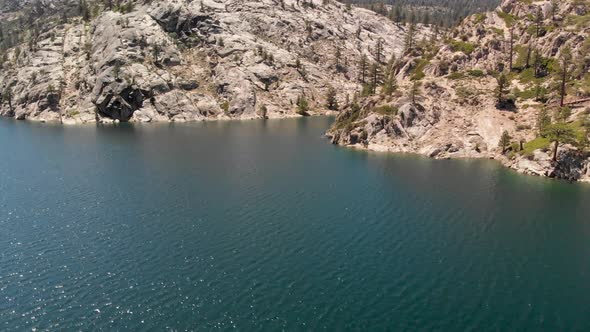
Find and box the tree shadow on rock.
[496,98,517,112]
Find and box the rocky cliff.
[328,0,590,182]
[0,0,418,123]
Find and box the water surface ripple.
[1,117,590,331]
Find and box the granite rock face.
[0,0,414,123]
[327,0,590,182]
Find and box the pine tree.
[79,0,90,21]
[296,95,309,115]
[550,0,558,22]
[374,38,383,64]
[423,12,430,25]
[410,80,420,104]
[499,130,511,154]
[2,87,13,115]
[382,73,397,96]
[524,43,532,69]
[404,23,415,54]
[152,43,162,64]
[259,104,268,119]
[536,108,551,136]
[534,80,546,102]
[496,73,508,105]
[557,46,572,107]
[535,7,544,39]
[508,27,514,72]
[382,54,397,96]
[334,46,343,71]
[358,54,368,83]
[533,47,542,78]
[545,123,577,161]
[369,62,381,95]
[325,86,339,111]
[394,5,402,22]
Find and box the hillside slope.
[328,0,590,182]
[0,0,421,123]
[351,0,501,27]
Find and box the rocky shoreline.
[327,137,590,183]
[325,0,590,183]
[4,109,336,125]
[2,0,589,182]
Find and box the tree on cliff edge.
[499,130,511,154]
[325,86,339,111]
[545,123,577,162]
[296,95,310,116]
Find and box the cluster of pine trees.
[0,0,135,53]
[341,0,500,27]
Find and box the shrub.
[449,40,476,55]
[447,72,466,80]
[373,105,398,116]
[473,13,486,24]
[259,104,268,119]
[221,101,230,115]
[496,10,517,27]
[468,69,485,77]
[296,95,310,115]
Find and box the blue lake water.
[1,117,590,330]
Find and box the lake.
[1,117,590,330]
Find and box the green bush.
[565,14,590,29]
[449,40,476,55]
[520,137,551,156]
[517,68,536,84]
[410,58,430,81]
[468,69,485,77]
[334,103,362,130]
[221,101,230,115]
[296,95,310,115]
[447,72,466,80]
[361,83,374,97]
[515,88,537,100]
[373,105,398,116]
[473,13,486,24]
[411,71,425,81]
[496,10,518,26]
